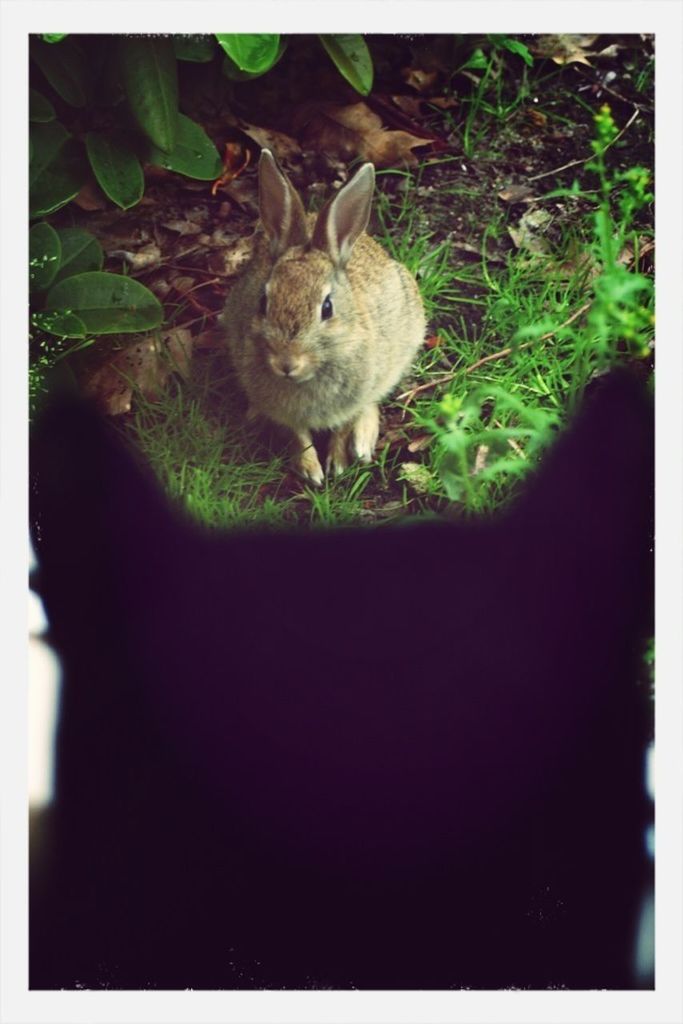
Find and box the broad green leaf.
[30,37,88,107]
[118,37,178,152]
[54,228,104,284]
[495,36,534,66]
[29,124,85,218]
[29,223,62,292]
[221,55,261,82]
[30,89,56,123]
[216,34,280,74]
[45,272,164,335]
[41,34,69,44]
[32,310,87,339]
[318,35,373,96]
[86,130,144,209]
[29,121,69,186]
[174,35,215,63]
[145,113,222,180]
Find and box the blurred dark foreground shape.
[29,370,654,990]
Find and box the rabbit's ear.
[311,163,375,268]
[258,149,309,257]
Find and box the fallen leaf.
[530,34,599,66]
[508,207,553,254]
[193,326,226,350]
[162,219,204,235]
[401,67,439,93]
[73,180,108,211]
[206,235,255,277]
[239,123,302,165]
[107,244,162,272]
[407,434,433,454]
[81,329,193,415]
[498,184,537,204]
[525,109,548,128]
[398,461,434,494]
[295,101,432,168]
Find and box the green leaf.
[215,34,280,74]
[29,223,62,292]
[145,113,222,180]
[32,310,87,339]
[45,272,164,335]
[54,228,104,284]
[318,35,373,96]
[174,34,215,63]
[495,36,534,66]
[29,123,85,218]
[118,37,178,152]
[86,130,144,209]
[460,48,488,72]
[41,34,69,44]
[30,89,56,123]
[30,37,88,107]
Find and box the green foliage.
[29,89,56,123]
[44,272,163,336]
[52,228,104,283]
[216,34,281,74]
[418,387,559,512]
[30,36,88,107]
[85,129,144,209]
[29,121,85,218]
[29,223,62,293]
[118,37,179,152]
[145,113,223,180]
[419,104,653,512]
[174,35,216,63]
[318,35,373,95]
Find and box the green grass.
[120,80,653,530]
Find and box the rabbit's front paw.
[352,405,380,463]
[326,427,351,478]
[296,437,325,487]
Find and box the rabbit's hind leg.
[351,403,380,463]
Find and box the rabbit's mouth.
[267,353,316,383]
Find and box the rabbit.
[221,149,426,486]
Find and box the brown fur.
[222,153,426,484]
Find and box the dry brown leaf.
[193,326,227,350]
[82,330,193,415]
[239,123,302,165]
[530,34,599,66]
[401,67,439,93]
[206,235,255,278]
[162,219,204,235]
[296,102,432,168]
[73,180,108,211]
[498,184,537,205]
[407,435,432,454]
[107,244,161,272]
[525,109,548,128]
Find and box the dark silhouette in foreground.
[29,371,653,989]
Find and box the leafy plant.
[29,35,223,219]
[29,222,163,414]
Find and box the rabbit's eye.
[259,292,268,316]
[321,295,333,321]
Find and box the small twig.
[494,419,527,459]
[528,108,640,183]
[397,301,592,409]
